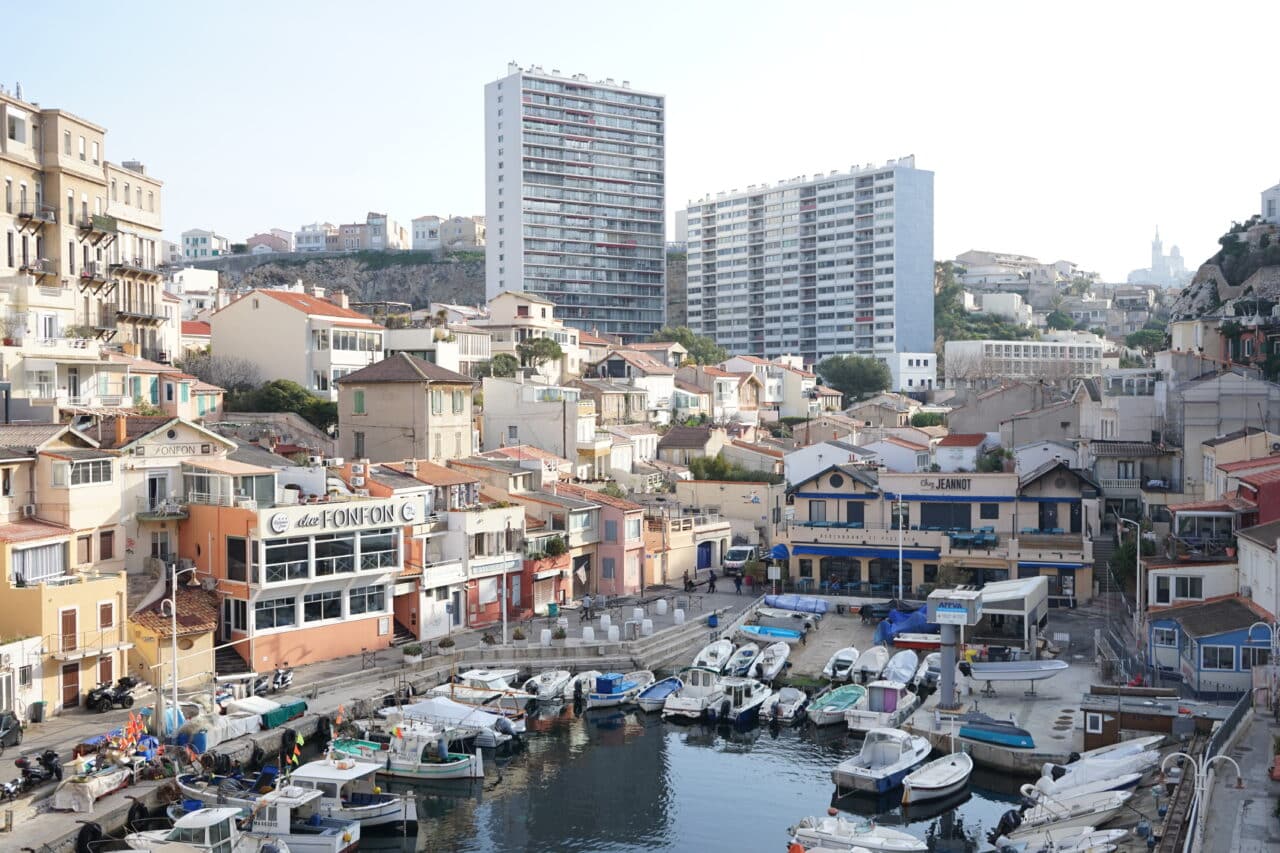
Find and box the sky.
[7,0,1278,281]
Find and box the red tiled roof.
[578,331,610,346]
[731,439,784,459]
[258,289,373,320]
[182,321,211,337]
[0,518,72,543]
[386,460,479,487]
[938,433,987,447]
[674,380,706,394]
[555,481,643,511]
[1217,456,1280,473]
[816,386,843,396]
[483,445,572,466]
[131,584,220,637]
[700,366,734,378]
[1168,496,1256,513]
[1237,468,1280,487]
[879,436,929,451]
[610,350,675,375]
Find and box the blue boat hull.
[959,726,1035,750]
[707,702,762,727]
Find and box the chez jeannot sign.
[267,498,420,535]
[919,477,972,491]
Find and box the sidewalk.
[1201,712,1280,853]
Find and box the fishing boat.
[565,670,602,702]
[901,751,973,805]
[123,806,294,853]
[807,683,867,726]
[429,669,534,713]
[882,650,919,684]
[1064,735,1164,764]
[853,645,890,683]
[957,712,1035,750]
[1015,786,1134,833]
[736,624,804,644]
[830,727,932,793]
[1033,771,1144,798]
[692,639,735,672]
[290,756,419,827]
[761,686,809,723]
[845,681,920,734]
[586,671,655,709]
[331,726,484,781]
[892,633,941,650]
[170,787,360,853]
[821,647,860,681]
[749,642,790,682]
[789,814,927,853]
[662,667,725,721]
[912,652,941,688]
[380,695,523,744]
[707,677,771,725]
[636,676,683,713]
[521,670,571,702]
[726,642,760,676]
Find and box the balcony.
[136,495,190,521]
[77,213,119,245]
[49,625,134,661]
[80,260,110,285]
[18,257,56,280]
[1099,477,1140,495]
[115,302,167,326]
[15,202,56,232]
[111,256,161,279]
[577,432,613,456]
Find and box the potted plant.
[437,636,456,652]
[0,313,26,347]
[402,643,423,665]
[551,626,568,647]
[512,627,528,648]
[481,631,497,646]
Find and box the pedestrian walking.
[734,575,743,595]
[707,570,717,594]
[582,593,592,619]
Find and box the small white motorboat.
[845,681,920,734]
[822,647,860,681]
[636,676,683,713]
[662,667,725,721]
[1004,825,1128,853]
[806,683,867,726]
[761,686,809,723]
[726,642,760,676]
[586,671,655,709]
[901,751,973,805]
[430,668,535,712]
[124,806,293,853]
[522,669,571,702]
[912,652,940,688]
[565,670,603,701]
[167,784,359,853]
[1040,749,1159,785]
[960,658,1068,682]
[853,645,890,683]
[1016,786,1134,832]
[1033,771,1143,798]
[882,650,918,684]
[708,677,772,725]
[1065,734,1164,764]
[749,641,790,682]
[1053,829,1130,853]
[692,639,735,673]
[831,727,932,793]
[789,813,927,853]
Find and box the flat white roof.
[293,758,381,781]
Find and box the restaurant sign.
[920,477,972,491]
[268,498,418,534]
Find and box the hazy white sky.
[9,0,1277,280]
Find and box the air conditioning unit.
[356,489,370,497]
[307,455,324,467]
[0,653,10,668]
[352,476,365,487]
[21,504,36,518]
[327,457,345,467]
[350,463,365,475]
[236,498,258,510]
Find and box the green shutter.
[149,377,159,404]
[353,390,365,414]
[180,383,189,403]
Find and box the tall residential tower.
[484,63,666,341]
[685,157,934,376]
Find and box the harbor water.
[379,703,1027,852]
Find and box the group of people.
[682,569,744,595]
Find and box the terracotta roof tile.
[338,352,475,385]
[938,433,987,447]
[731,439,784,459]
[1217,456,1280,473]
[257,289,373,320]
[131,584,220,637]
[555,481,643,511]
[0,518,73,543]
[182,321,211,336]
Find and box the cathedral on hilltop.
[1128,227,1191,287]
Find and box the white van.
[722,545,759,576]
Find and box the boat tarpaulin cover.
[873,606,938,645]
[763,594,830,614]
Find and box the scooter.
[15,749,62,792]
[254,664,294,696]
[0,776,20,801]
[86,676,140,713]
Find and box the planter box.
[403,654,423,665]
[513,639,528,649]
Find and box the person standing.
[707,570,717,594]
[734,574,743,595]
[582,593,592,619]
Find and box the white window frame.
[1085,712,1103,734]
[1152,626,1177,647]
[1199,644,1234,671]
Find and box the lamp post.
[895,499,905,601]
[1113,513,1143,645]
[1159,751,1242,845]
[1247,620,1278,713]
[158,562,197,739]
[501,520,511,645]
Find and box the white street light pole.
[1114,513,1143,644]
[502,521,510,645]
[897,501,905,601]
[1159,751,1242,844]
[159,563,197,739]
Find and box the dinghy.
[957,712,1035,749]
[883,650,919,684]
[789,813,927,853]
[737,624,804,644]
[692,639,734,672]
[853,645,890,683]
[749,642,790,682]
[822,647,860,681]
[1040,749,1159,784]
[522,670,571,702]
[806,683,867,726]
[1065,734,1164,764]
[1033,771,1143,797]
[586,671,655,709]
[830,727,932,793]
[726,642,760,676]
[636,676,682,713]
[761,686,809,723]
[901,751,973,804]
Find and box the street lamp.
[1246,621,1278,713]
[874,484,907,601]
[158,562,198,739]
[1113,512,1143,645]
[1159,751,1242,845]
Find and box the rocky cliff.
[199,252,486,309]
[1170,220,1280,319]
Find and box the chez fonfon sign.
[267,499,419,535]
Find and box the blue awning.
[1018,561,1084,569]
[793,544,941,560]
[770,543,791,560]
[883,494,1015,503]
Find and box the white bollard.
[582,626,595,643]
[557,617,568,631]
[656,599,669,616]
[600,613,612,631]
[632,607,644,623]
[607,625,620,642]
[674,608,685,625]
[540,629,552,647]
[641,619,654,636]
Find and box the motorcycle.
[15,749,62,792]
[86,676,140,713]
[0,777,20,802]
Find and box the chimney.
[331,290,349,310]
[404,459,418,477]
[114,415,127,448]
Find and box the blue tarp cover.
[763,594,831,614]
[873,605,939,645]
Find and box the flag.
[295,732,305,747]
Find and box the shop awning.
[793,544,940,560]
[533,568,562,580]
[770,543,790,560]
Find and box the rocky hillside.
[1170,218,1280,319]
[198,251,486,309]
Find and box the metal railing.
[19,257,55,275]
[16,201,57,223]
[80,260,109,281]
[48,625,130,656]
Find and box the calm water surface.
[377,703,1025,853]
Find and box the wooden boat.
[636,676,682,713]
[845,681,920,734]
[789,813,927,853]
[957,712,1035,750]
[586,671,655,709]
[852,646,890,683]
[692,639,734,672]
[662,667,725,721]
[901,751,973,805]
[726,642,760,676]
[806,683,867,726]
[749,642,790,683]
[892,633,942,650]
[761,686,809,723]
[331,728,484,781]
[170,786,360,853]
[124,806,294,853]
[830,727,932,793]
[821,647,860,681]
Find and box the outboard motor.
[573,678,584,702]
[495,716,515,737]
[987,808,1023,844]
[718,698,732,722]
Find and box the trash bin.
[30,701,46,723]
[708,614,719,628]
[547,603,559,618]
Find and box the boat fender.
[437,737,449,760]
[76,822,104,853]
[126,800,149,831]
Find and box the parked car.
[722,545,760,576]
[0,711,23,755]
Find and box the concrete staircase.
[1091,534,1120,594]
[216,645,251,676]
